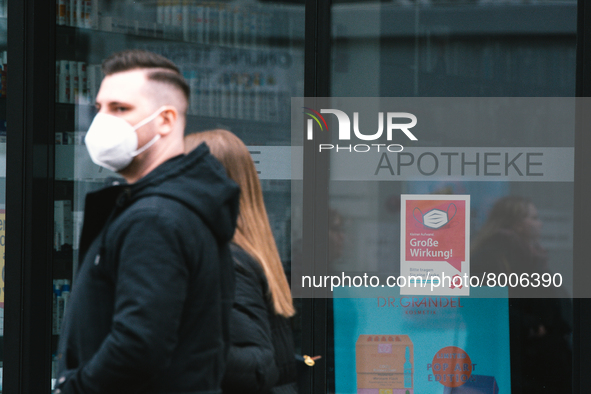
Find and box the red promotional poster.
[401,195,470,296]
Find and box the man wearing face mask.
[55,49,240,394]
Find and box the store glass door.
[51,0,304,390]
[0,1,6,389]
[324,1,577,393]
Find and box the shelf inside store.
[53,247,74,282]
[56,23,302,49]
[184,115,291,145]
[332,3,576,39]
[55,144,294,182]
[52,334,59,356]
[0,17,5,49]
[0,141,5,178]
[55,103,291,146]
[55,144,120,182]
[54,3,305,55]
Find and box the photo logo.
[304,108,418,152]
[303,107,329,140]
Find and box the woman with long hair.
[185,129,297,394]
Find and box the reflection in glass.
[473,196,547,276]
[329,1,576,393]
[332,1,576,97]
[472,195,572,392]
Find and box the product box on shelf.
[356,335,414,394]
[57,0,93,28]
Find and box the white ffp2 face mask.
[84,108,165,172]
[413,203,457,229]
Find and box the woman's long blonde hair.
[185,129,295,317]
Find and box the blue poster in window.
[333,287,510,394]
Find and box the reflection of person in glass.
[185,129,298,394]
[328,208,346,265]
[472,195,572,393]
[472,195,546,275]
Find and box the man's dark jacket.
[56,144,240,394]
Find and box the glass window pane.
[328,2,576,393]
[52,0,304,390]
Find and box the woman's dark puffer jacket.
[222,244,298,394]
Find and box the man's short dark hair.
[102,49,190,103]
